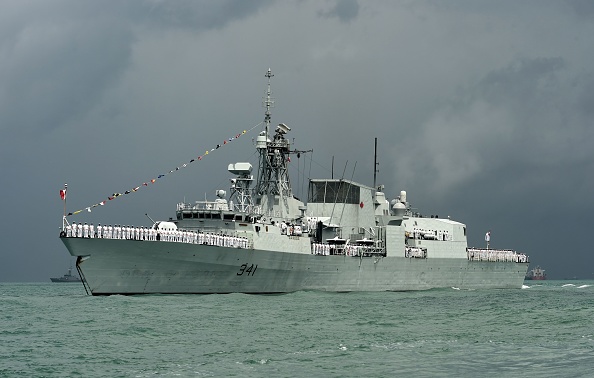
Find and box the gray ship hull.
[50,276,81,283]
[61,238,528,295]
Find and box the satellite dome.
[392,201,406,216]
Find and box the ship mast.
[254,69,293,217]
[373,137,378,190]
[264,68,274,146]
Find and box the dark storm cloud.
[477,57,565,105]
[0,19,133,138]
[140,0,274,30]
[394,56,594,199]
[318,0,359,23]
[568,0,594,18]
[577,75,594,115]
[0,0,271,140]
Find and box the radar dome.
[256,131,268,149]
[392,201,406,216]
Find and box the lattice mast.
[255,69,293,199]
[228,163,254,213]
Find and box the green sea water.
[1,281,592,377]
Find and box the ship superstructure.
[525,266,546,280]
[60,69,529,295]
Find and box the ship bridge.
[306,179,377,235]
[308,179,362,205]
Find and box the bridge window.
[308,180,360,204]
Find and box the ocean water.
[1,281,592,377]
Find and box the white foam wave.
[521,284,530,289]
[451,287,460,290]
[561,283,576,287]
[577,284,591,288]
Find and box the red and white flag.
[59,184,67,200]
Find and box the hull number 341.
[237,263,258,276]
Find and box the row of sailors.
[311,243,332,255]
[64,223,250,248]
[467,248,528,263]
[160,231,250,249]
[280,223,303,236]
[311,243,383,256]
[405,246,427,258]
[305,217,321,237]
[66,223,156,240]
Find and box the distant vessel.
[50,267,81,283]
[525,266,546,280]
[59,69,529,295]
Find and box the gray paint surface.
[62,237,527,295]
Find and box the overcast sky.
[1,0,593,282]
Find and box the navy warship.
[59,69,529,295]
[50,266,81,283]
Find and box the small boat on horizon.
[50,267,81,283]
